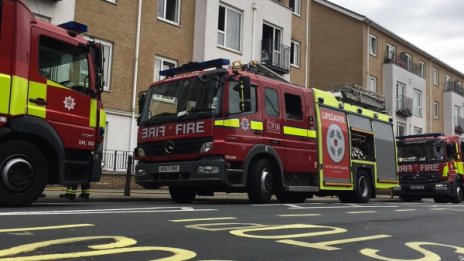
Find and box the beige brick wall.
[309,1,364,91]
[290,0,309,87]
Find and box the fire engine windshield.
[397,140,445,163]
[140,73,224,125]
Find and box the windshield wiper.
[143,112,177,125]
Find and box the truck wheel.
[451,181,463,204]
[338,192,353,203]
[247,159,273,204]
[276,191,307,203]
[0,141,48,207]
[169,186,196,203]
[433,195,450,203]
[352,172,372,203]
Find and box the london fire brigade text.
[142,121,205,139]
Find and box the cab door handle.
[29,98,47,106]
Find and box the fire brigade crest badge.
[240,117,250,131]
[326,123,345,163]
[63,96,76,111]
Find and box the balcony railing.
[445,81,464,96]
[396,95,413,117]
[261,39,290,74]
[384,52,424,78]
[455,117,464,134]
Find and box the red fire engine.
[0,0,106,206]
[134,59,398,204]
[394,133,463,203]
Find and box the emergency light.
[160,58,230,77]
[58,21,88,34]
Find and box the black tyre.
[338,192,353,203]
[247,159,274,204]
[0,141,48,207]
[433,195,450,203]
[276,191,307,203]
[169,186,196,203]
[451,181,463,204]
[352,172,372,203]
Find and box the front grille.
[399,172,441,184]
[140,137,212,157]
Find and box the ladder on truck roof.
[233,61,290,83]
[332,83,387,113]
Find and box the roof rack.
[332,83,386,112]
[160,58,230,77]
[396,133,444,140]
[233,61,290,83]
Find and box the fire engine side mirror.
[137,91,147,125]
[238,76,251,112]
[90,42,105,95]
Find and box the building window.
[445,75,452,90]
[369,34,377,56]
[158,0,180,25]
[154,56,177,81]
[419,61,425,77]
[85,37,113,91]
[413,89,422,117]
[217,4,242,51]
[413,127,422,135]
[454,105,461,126]
[433,68,439,86]
[290,41,300,67]
[397,122,405,137]
[403,53,412,71]
[433,101,439,119]
[289,0,301,15]
[265,88,279,117]
[368,75,377,93]
[386,44,396,60]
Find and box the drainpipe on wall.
[251,2,258,61]
[366,21,372,89]
[429,58,435,133]
[129,0,142,152]
[304,0,310,88]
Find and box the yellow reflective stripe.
[250,121,263,131]
[99,109,107,128]
[89,99,97,127]
[10,76,28,115]
[443,165,449,177]
[214,119,240,128]
[27,81,47,119]
[0,73,11,115]
[283,126,317,138]
[46,79,67,89]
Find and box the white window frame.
[433,101,439,119]
[419,61,425,77]
[386,43,396,60]
[368,75,377,93]
[413,89,422,117]
[445,75,452,89]
[397,122,406,137]
[290,41,300,67]
[289,0,301,16]
[154,56,177,81]
[413,127,422,135]
[404,53,412,70]
[157,0,181,25]
[87,37,113,91]
[433,68,439,86]
[104,0,117,4]
[217,4,243,52]
[369,34,377,56]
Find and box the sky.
[327,0,464,73]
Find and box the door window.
[265,88,279,117]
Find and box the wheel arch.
[243,144,284,188]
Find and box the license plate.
[410,185,424,190]
[159,165,180,173]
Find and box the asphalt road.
[1,197,464,261]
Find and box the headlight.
[137,147,145,157]
[200,142,213,153]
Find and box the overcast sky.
[327,0,464,74]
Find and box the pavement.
[37,186,399,204]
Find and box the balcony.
[384,52,424,78]
[455,117,464,134]
[445,81,464,96]
[396,95,413,117]
[261,39,290,74]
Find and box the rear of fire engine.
[394,133,464,203]
[0,0,106,206]
[135,59,398,204]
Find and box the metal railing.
[261,39,290,74]
[102,150,134,172]
[455,117,464,134]
[396,95,413,117]
[384,52,424,78]
[445,81,464,96]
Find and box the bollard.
[124,155,133,196]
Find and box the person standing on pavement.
[60,183,91,201]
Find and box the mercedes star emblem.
[165,141,175,154]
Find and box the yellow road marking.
[0,224,93,233]
[186,223,266,232]
[277,214,321,217]
[279,234,392,251]
[230,224,346,239]
[169,217,236,223]
[346,211,377,214]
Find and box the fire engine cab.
[0,0,106,206]
[394,133,463,203]
[135,59,398,204]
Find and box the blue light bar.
[58,21,88,34]
[160,58,230,77]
